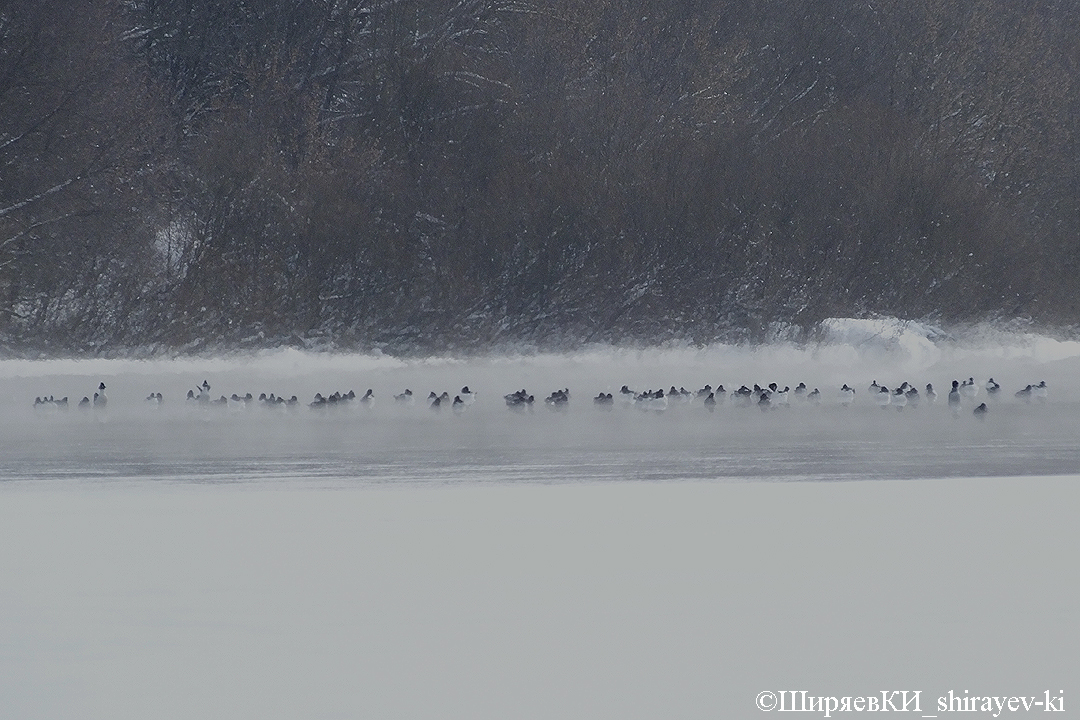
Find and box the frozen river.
[1,323,1077,718]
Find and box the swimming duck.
[948,381,961,410]
[1033,380,1048,402]
[839,384,855,406]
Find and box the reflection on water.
[3,398,1079,485]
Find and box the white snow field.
[1,321,1077,718]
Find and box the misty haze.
[2,1,1078,718]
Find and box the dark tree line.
[1,0,1078,355]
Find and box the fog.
[2,319,1080,484]
[1,320,1078,718]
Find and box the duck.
[948,381,962,410]
[198,380,211,403]
[34,396,58,413]
[757,391,772,411]
[793,382,807,399]
[985,378,1001,396]
[891,386,907,410]
[593,392,614,408]
[145,392,163,407]
[545,388,570,409]
[452,395,466,414]
[733,386,754,408]
[904,385,920,408]
[78,396,91,409]
[93,382,107,408]
[925,384,937,404]
[959,377,979,400]
[458,386,475,405]
[636,389,667,412]
[1033,380,1048,402]
[807,388,821,405]
[839,384,855,406]
[504,389,534,411]
[359,389,374,406]
[703,392,717,411]
[875,385,891,408]
[1014,384,1033,402]
[973,402,988,418]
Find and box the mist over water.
[3,320,1079,485]
[3,322,1078,720]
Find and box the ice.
[1,325,1078,718]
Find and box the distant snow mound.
[819,318,943,370]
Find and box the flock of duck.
[30,377,1051,418]
[585,377,1048,417]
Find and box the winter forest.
[2,0,1078,356]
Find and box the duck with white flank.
[875,385,891,408]
[839,384,855,406]
[93,382,108,409]
[925,383,937,404]
[959,377,979,400]
[458,387,475,405]
[985,378,1001,396]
